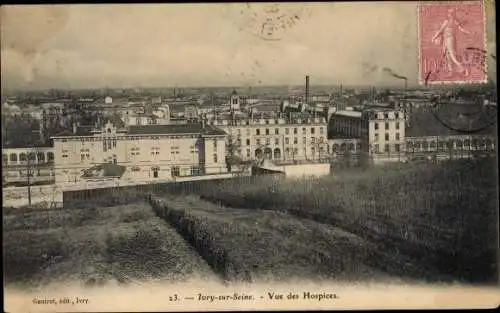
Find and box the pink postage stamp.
[418,1,487,85]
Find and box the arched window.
[348,143,355,151]
[255,148,263,158]
[422,141,429,150]
[430,141,436,149]
[273,148,281,159]
[264,147,272,159]
[332,144,339,152]
[19,153,27,162]
[10,153,18,162]
[28,152,36,161]
[2,154,8,164]
[414,142,421,149]
[340,143,346,151]
[356,143,361,150]
[47,152,54,162]
[456,140,463,148]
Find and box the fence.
[62,174,257,209]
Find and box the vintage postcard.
[2,2,499,312]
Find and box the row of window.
[247,127,324,136]
[232,136,325,146]
[374,132,401,141]
[238,147,326,159]
[150,165,204,178]
[3,152,54,163]
[374,122,403,131]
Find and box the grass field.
[148,195,395,284]
[3,202,216,289]
[3,157,497,287]
[198,158,499,284]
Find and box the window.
[275,128,279,135]
[396,122,400,130]
[3,154,8,164]
[302,127,306,134]
[266,138,270,145]
[103,140,107,152]
[385,133,389,141]
[311,137,315,143]
[293,128,298,134]
[294,138,298,144]
[112,139,117,148]
[384,144,389,152]
[285,137,289,144]
[374,123,379,130]
[395,133,400,140]
[385,122,389,130]
[384,113,389,119]
[275,138,279,145]
[285,128,290,135]
[28,153,36,161]
[213,153,218,163]
[246,139,250,145]
[319,127,324,134]
[256,129,260,135]
[302,137,306,144]
[47,152,54,162]
[213,140,218,149]
[10,153,17,162]
[246,149,250,157]
[171,166,180,177]
[395,144,401,152]
[256,139,261,145]
[37,153,45,162]
[374,133,379,142]
[265,128,269,135]
[311,127,315,134]
[81,154,85,162]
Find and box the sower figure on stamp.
[431,9,474,77]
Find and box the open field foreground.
[3,158,498,289]
[147,195,396,284]
[198,158,499,284]
[3,203,217,290]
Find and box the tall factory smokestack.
[305,75,310,104]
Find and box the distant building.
[207,111,328,163]
[329,108,407,163]
[50,120,228,185]
[2,146,55,185]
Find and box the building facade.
[208,112,329,164]
[2,146,55,185]
[50,121,228,185]
[329,108,407,163]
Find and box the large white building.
[50,119,228,185]
[208,112,329,163]
[329,108,407,163]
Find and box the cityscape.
[2,2,499,312]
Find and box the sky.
[1,2,496,91]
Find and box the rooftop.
[334,110,363,118]
[127,123,226,136]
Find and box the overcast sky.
[1,2,496,90]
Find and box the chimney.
[305,75,310,104]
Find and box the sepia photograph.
[2,1,499,312]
